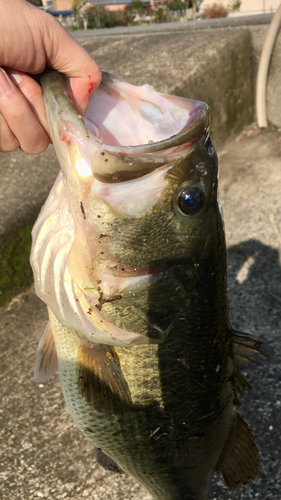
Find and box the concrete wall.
[74,14,281,136]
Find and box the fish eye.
[177,187,204,216]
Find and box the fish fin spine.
[34,321,58,382]
[232,329,264,404]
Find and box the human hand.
[0,0,101,154]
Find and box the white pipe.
[256,3,281,128]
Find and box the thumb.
[70,70,102,117]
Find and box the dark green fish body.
[31,71,261,500]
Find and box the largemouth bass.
[30,71,262,500]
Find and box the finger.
[0,68,49,154]
[39,15,102,115]
[6,69,50,139]
[0,112,20,152]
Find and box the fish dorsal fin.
[34,321,58,382]
[77,343,131,414]
[216,412,259,491]
[232,330,264,405]
[95,448,125,474]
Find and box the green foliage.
[109,9,128,27]
[87,6,127,29]
[26,0,42,4]
[0,227,33,307]
[167,0,186,12]
[130,0,145,14]
[228,0,241,12]
[125,0,148,24]
[189,0,203,7]
[124,5,134,24]
[154,6,169,23]
[70,14,85,30]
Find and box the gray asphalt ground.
[1,125,281,500]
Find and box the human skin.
[0,0,101,154]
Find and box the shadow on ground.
[209,239,281,500]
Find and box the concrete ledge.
[72,13,274,38]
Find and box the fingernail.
[9,72,22,86]
[0,68,12,96]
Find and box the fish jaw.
[31,71,213,347]
[41,70,210,187]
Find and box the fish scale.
[31,71,262,500]
[47,248,232,500]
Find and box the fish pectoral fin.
[232,329,264,404]
[233,330,264,359]
[34,321,58,383]
[216,412,259,491]
[77,343,131,413]
[95,448,125,474]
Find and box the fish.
[30,70,262,500]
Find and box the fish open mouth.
[31,71,212,347]
[43,71,210,183]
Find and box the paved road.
[0,125,281,499]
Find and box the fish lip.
[93,102,209,156]
[42,71,211,183]
[41,71,90,138]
